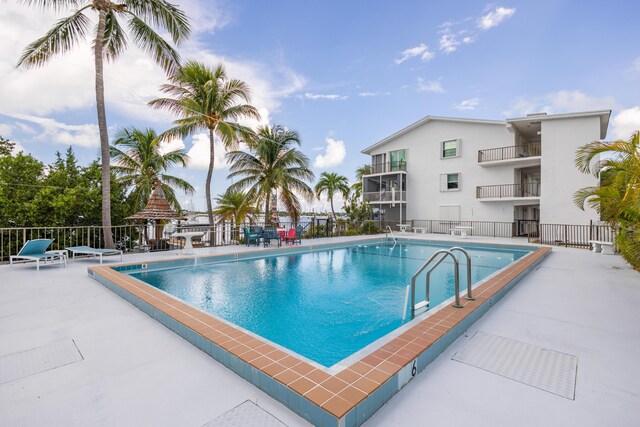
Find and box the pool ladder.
[409,247,475,320]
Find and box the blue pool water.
[129,240,531,367]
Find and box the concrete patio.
[0,234,638,426]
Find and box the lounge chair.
[243,227,260,247]
[65,246,123,264]
[262,227,281,247]
[10,239,67,270]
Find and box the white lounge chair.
[10,239,67,270]
[65,246,123,264]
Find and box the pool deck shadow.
[1,233,639,427]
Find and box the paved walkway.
[0,234,638,426]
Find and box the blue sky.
[1,0,639,212]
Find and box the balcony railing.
[367,161,407,174]
[478,142,541,163]
[363,191,406,203]
[476,183,540,199]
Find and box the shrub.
[344,229,359,236]
[360,220,380,235]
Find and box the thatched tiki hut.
[126,183,186,251]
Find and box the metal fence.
[527,222,618,248]
[478,142,541,163]
[410,219,515,237]
[1,219,619,263]
[476,182,541,199]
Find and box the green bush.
[617,226,640,271]
[344,229,359,236]
[360,220,380,235]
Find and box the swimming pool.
[128,240,531,367]
[91,237,549,426]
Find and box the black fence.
[478,142,541,163]
[476,183,541,199]
[1,218,619,263]
[410,219,515,237]
[527,222,618,249]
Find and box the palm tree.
[350,164,372,199]
[18,0,190,248]
[573,131,640,224]
[212,189,258,227]
[149,62,260,227]
[574,131,640,269]
[315,172,350,220]
[227,125,315,225]
[110,127,194,212]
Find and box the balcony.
[478,142,541,166]
[365,161,407,175]
[476,183,540,200]
[363,191,406,203]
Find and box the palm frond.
[18,7,92,68]
[124,0,191,44]
[126,14,181,74]
[102,10,127,61]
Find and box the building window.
[441,139,460,158]
[440,173,460,191]
[389,149,406,171]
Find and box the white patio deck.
[1,234,638,426]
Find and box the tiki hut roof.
[125,184,187,221]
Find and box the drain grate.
[0,340,83,385]
[452,331,577,399]
[202,400,287,427]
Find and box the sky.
[1,0,639,213]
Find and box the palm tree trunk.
[95,9,114,249]
[330,197,336,221]
[206,127,215,242]
[264,187,271,227]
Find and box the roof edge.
[361,115,505,154]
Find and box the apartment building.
[360,110,610,232]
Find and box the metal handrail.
[410,249,461,319]
[385,225,397,244]
[449,247,474,301]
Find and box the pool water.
[129,241,531,367]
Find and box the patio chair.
[262,227,282,247]
[9,239,67,270]
[65,246,123,264]
[284,227,301,245]
[243,227,260,247]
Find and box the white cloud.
[185,132,236,170]
[504,90,619,116]
[611,107,640,140]
[0,2,305,139]
[2,113,100,147]
[625,57,640,76]
[439,34,460,54]
[478,7,516,30]
[358,91,389,97]
[454,98,480,110]
[0,123,12,137]
[395,43,434,64]
[314,137,346,168]
[417,77,445,93]
[157,137,186,155]
[303,92,348,101]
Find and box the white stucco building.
[361,110,610,232]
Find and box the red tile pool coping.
[89,242,551,426]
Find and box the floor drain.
[452,331,577,399]
[202,400,287,427]
[0,340,84,385]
